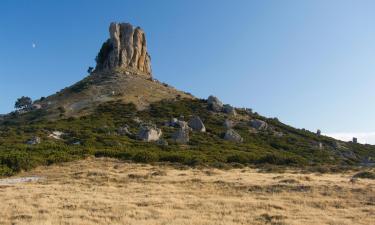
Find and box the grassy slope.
[1,98,374,176]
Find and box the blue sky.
[1,0,375,143]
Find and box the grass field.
[0,157,373,225]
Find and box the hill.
[0,22,374,176]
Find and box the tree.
[87,67,94,74]
[15,96,32,110]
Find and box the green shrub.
[353,171,375,179]
[132,151,159,163]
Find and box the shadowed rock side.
[95,22,152,76]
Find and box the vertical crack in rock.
[95,22,152,76]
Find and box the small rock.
[224,129,243,143]
[157,139,169,146]
[48,131,65,140]
[26,136,41,145]
[133,117,142,124]
[249,119,268,131]
[188,116,206,132]
[117,125,132,136]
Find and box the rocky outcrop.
[224,129,243,143]
[188,116,206,132]
[137,125,162,142]
[95,22,152,76]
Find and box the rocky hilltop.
[0,22,374,176]
[95,23,152,76]
[34,22,192,118]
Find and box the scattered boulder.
[26,136,41,145]
[223,104,236,116]
[165,118,190,130]
[172,128,190,144]
[207,95,223,112]
[249,119,268,131]
[224,129,243,143]
[353,137,358,144]
[136,125,162,142]
[117,125,132,136]
[317,129,321,136]
[188,116,206,132]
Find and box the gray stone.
[317,129,321,136]
[26,136,41,145]
[223,104,236,116]
[48,131,65,140]
[249,119,268,131]
[188,116,206,132]
[157,139,169,146]
[136,125,162,142]
[96,22,152,76]
[207,95,223,112]
[353,137,358,144]
[224,129,243,143]
[172,128,190,144]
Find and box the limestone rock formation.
[188,116,206,132]
[95,22,152,76]
[224,129,243,143]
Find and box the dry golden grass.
[0,157,374,225]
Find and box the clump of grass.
[353,171,375,179]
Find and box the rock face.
[137,125,162,142]
[95,22,152,76]
[172,128,190,144]
[224,129,243,143]
[188,116,206,132]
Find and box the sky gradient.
[1,0,374,144]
